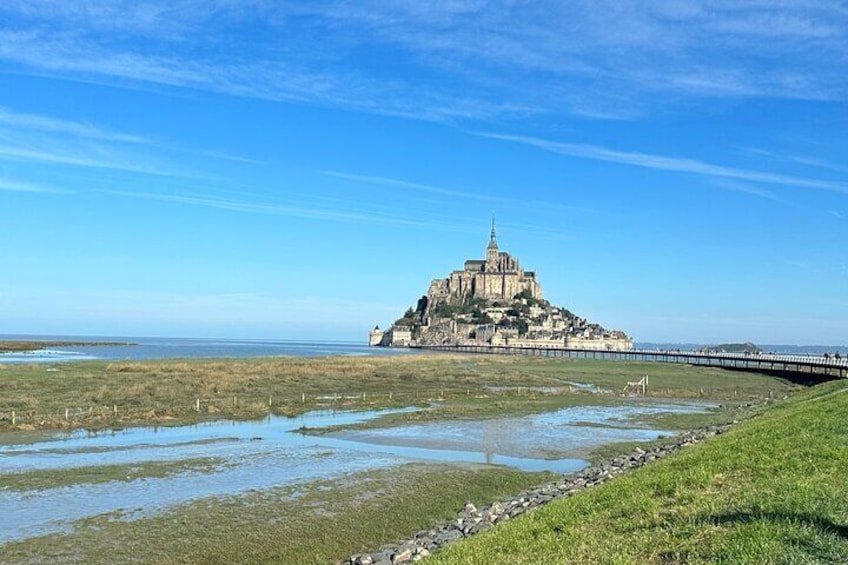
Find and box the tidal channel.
[0,401,711,544]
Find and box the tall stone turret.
[486,216,499,268]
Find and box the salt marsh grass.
[0,354,795,432]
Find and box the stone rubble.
[344,423,733,565]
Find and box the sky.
[0,1,846,345]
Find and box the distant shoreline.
[0,340,136,353]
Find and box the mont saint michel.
[371,222,633,351]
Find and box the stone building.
[369,220,633,351]
[436,220,542,302]
[368,326,385,347]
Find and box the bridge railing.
[416,344,848,374]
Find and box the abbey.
[371,221,633,351]
[429,221,542,303]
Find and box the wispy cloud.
[104,189,477,232]
[104,187,573,241]
[1,2,845,122]
[0,178,70,194]
[0,30,523,123]
[323,170,596,214]
[711,179,784,202]
[478,132,848,194]
[828,209,844,220]
[784,259,810,270]
[744,146,848,174]
[201,150,265,165]
[0,106,146,143]
[324,171,487,201]
[0,143,186,178]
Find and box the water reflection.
[0,401,710,544]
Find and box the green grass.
[429,380,848,564]
[0,464,555,565]
[0,355,795,433]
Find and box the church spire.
[488,214,498,250]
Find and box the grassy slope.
[430,380,848,564]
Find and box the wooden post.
[269,395,273,407]
[362,392,366,401]
[389,391,393,400]
[301,393,305,403]
[11,411,15,425]
[65,408,69,420]
[113,404,117,417]
[196,398,200,412]
[233,396,237,407]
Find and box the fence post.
[302,393,306,404]
[233,395,238,407]
[11,411,14,425]
[269,395,273,407]
[65,408,69,421]
[196,398,200,412]
[113,404,117,417]
[389,391,393,400]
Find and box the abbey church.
[428,221,543,303]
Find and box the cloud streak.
[104,189,480,233]
[0,143,187,178]
[323,170,597,214]
[0,178,70,194]
[1,2,846,122]
[478,132,848,194]
[0,106,147,143]
[104,188,573,241]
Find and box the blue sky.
[0,1,846,345]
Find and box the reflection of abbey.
[371,221,632,351]
[430,221,542,303]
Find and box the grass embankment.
[0,464,555,565]
[430,379,848,564]
[0,355,794,433]
[0,355,792,430]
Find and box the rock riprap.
[345,424,732,565]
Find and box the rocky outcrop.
[370,226,632,350]
[344,424,733,565]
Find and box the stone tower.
[486,216,499,269]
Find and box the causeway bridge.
[414,344,848,381]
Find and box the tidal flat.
[0,354,797,563]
